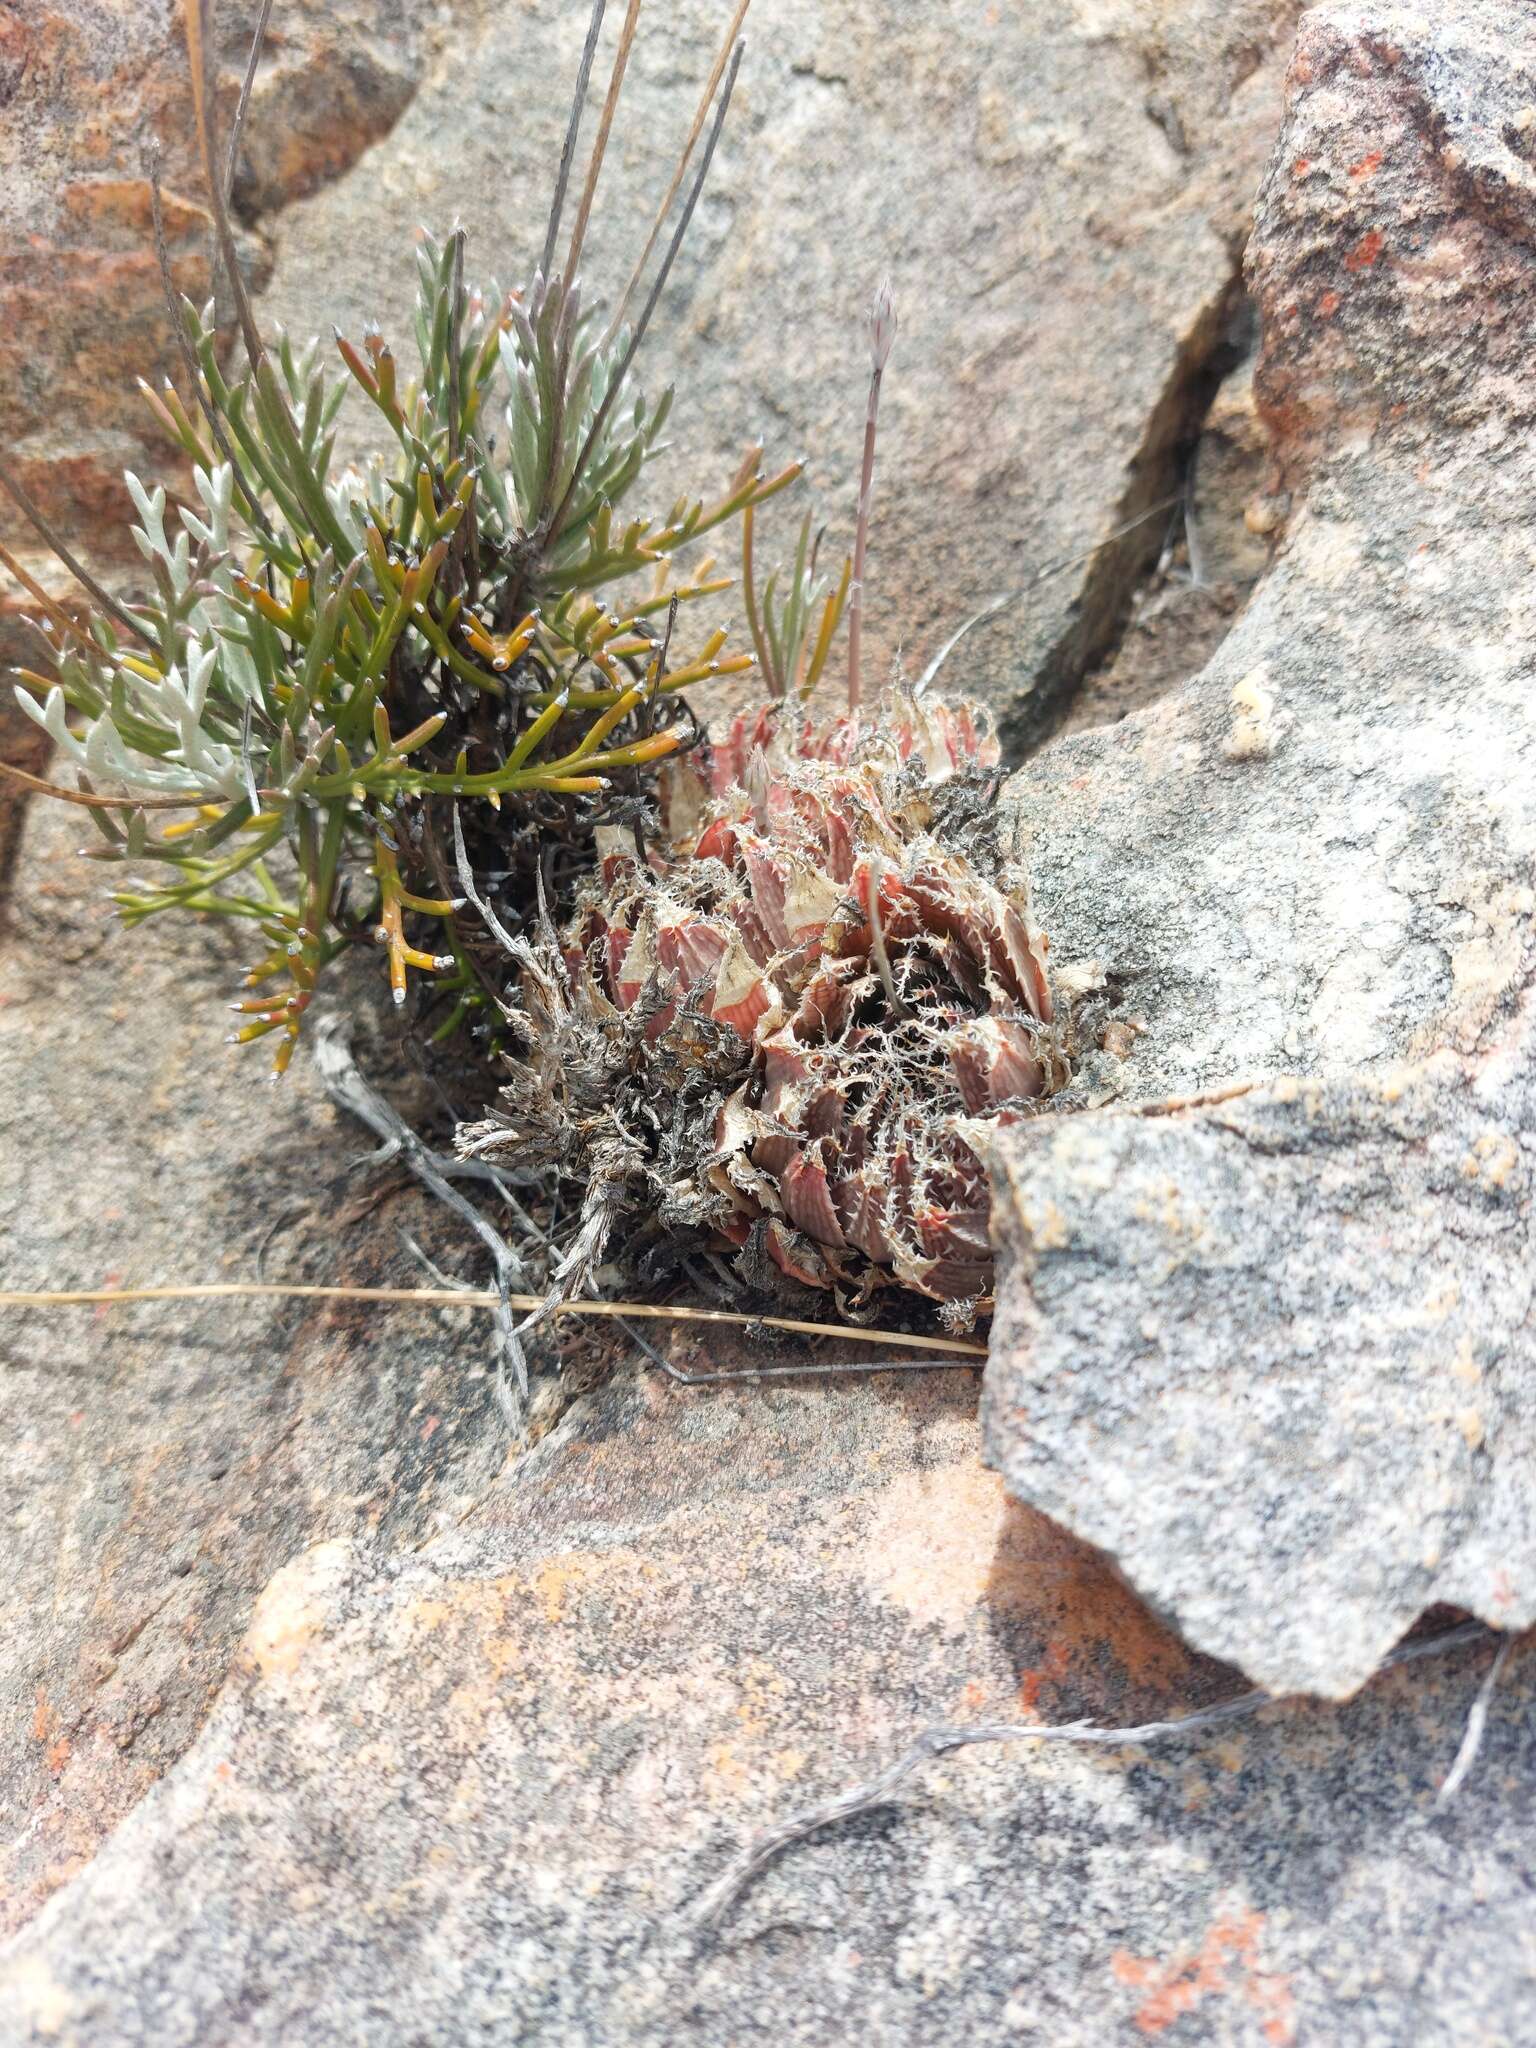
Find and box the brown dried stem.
[562,0,645,299]
[0,459,150,644]
[183,0,266,370]
[0,759,207,811]
[602,0,752,351]
[0,1282,988,1356]
[224,0,276,202]
[146,142,278,547]
[542,37,746,547]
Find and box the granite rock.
[0,796,515,1936]
[988,1043,1535,1700]
[0,2,431,573]
[986,0,1536,1694]
[2,1361,1532,2046]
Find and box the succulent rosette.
[461,687,1067,1325]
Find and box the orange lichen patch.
[705,1739,750,1798]
[240,1540,355,1682]
[987,1498,1205,1713]
[1017,1641,1070,1714]
[1348,148,1384,178]
[1316,288,1341,320]
[1344,227,1386,270]
[1112,1908,1296,2042]
[61,177,210,242]
[1291,156,1310,176]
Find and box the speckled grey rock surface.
[2,1363,1533,2047]
[988,1052,1535,1700]
[985,0,1536,1696]
[0,796,514,1937]
[1006,0,1536,1095]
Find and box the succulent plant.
[462,687,1064,1324]
[459,287,1067,1327]
[1,0,790,1075]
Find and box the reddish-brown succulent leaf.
[465,687,1067,1319]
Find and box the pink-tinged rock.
[986,0,1536,1698]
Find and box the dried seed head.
[870,277,897,372]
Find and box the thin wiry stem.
[0,1280,988,1356]
[0,458,150,644]
[847,280,895,716]
[543,37,746,548]
[866,863,910,1020]
[602,0,751,351]
[0,759,204,811]
[184,0,266,370]
[311,1014,531,1404]
[0,540,99,645]
[691,1620,1500,1931]
[561,0,644,299]
[639,590,678,745]
[655,1354,980,1384]
[147,142,278,547]
[541,0,609,282]
[1436,1633,1518,1807]
[916,492,1187,692]
[224,0,276,202]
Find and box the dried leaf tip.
[870,277,897,371]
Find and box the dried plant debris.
[3,0,790,1075]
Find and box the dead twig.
[689,1619,1500,1932]
[540,0,609,281]
[916,492,1187,693]
[224,0,276,203]
[1436,1632,1519,1808]
[0,458,150,645]
[561,0,644,298]
[602,0,752,350]
[656,1354,979,1384]
[0,759,207,811]
[542,36,745,548]
[310,1013,533,1410]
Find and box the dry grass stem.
[562,0,645,297]
[0,1282,988,1356]
[604,0,752,349]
